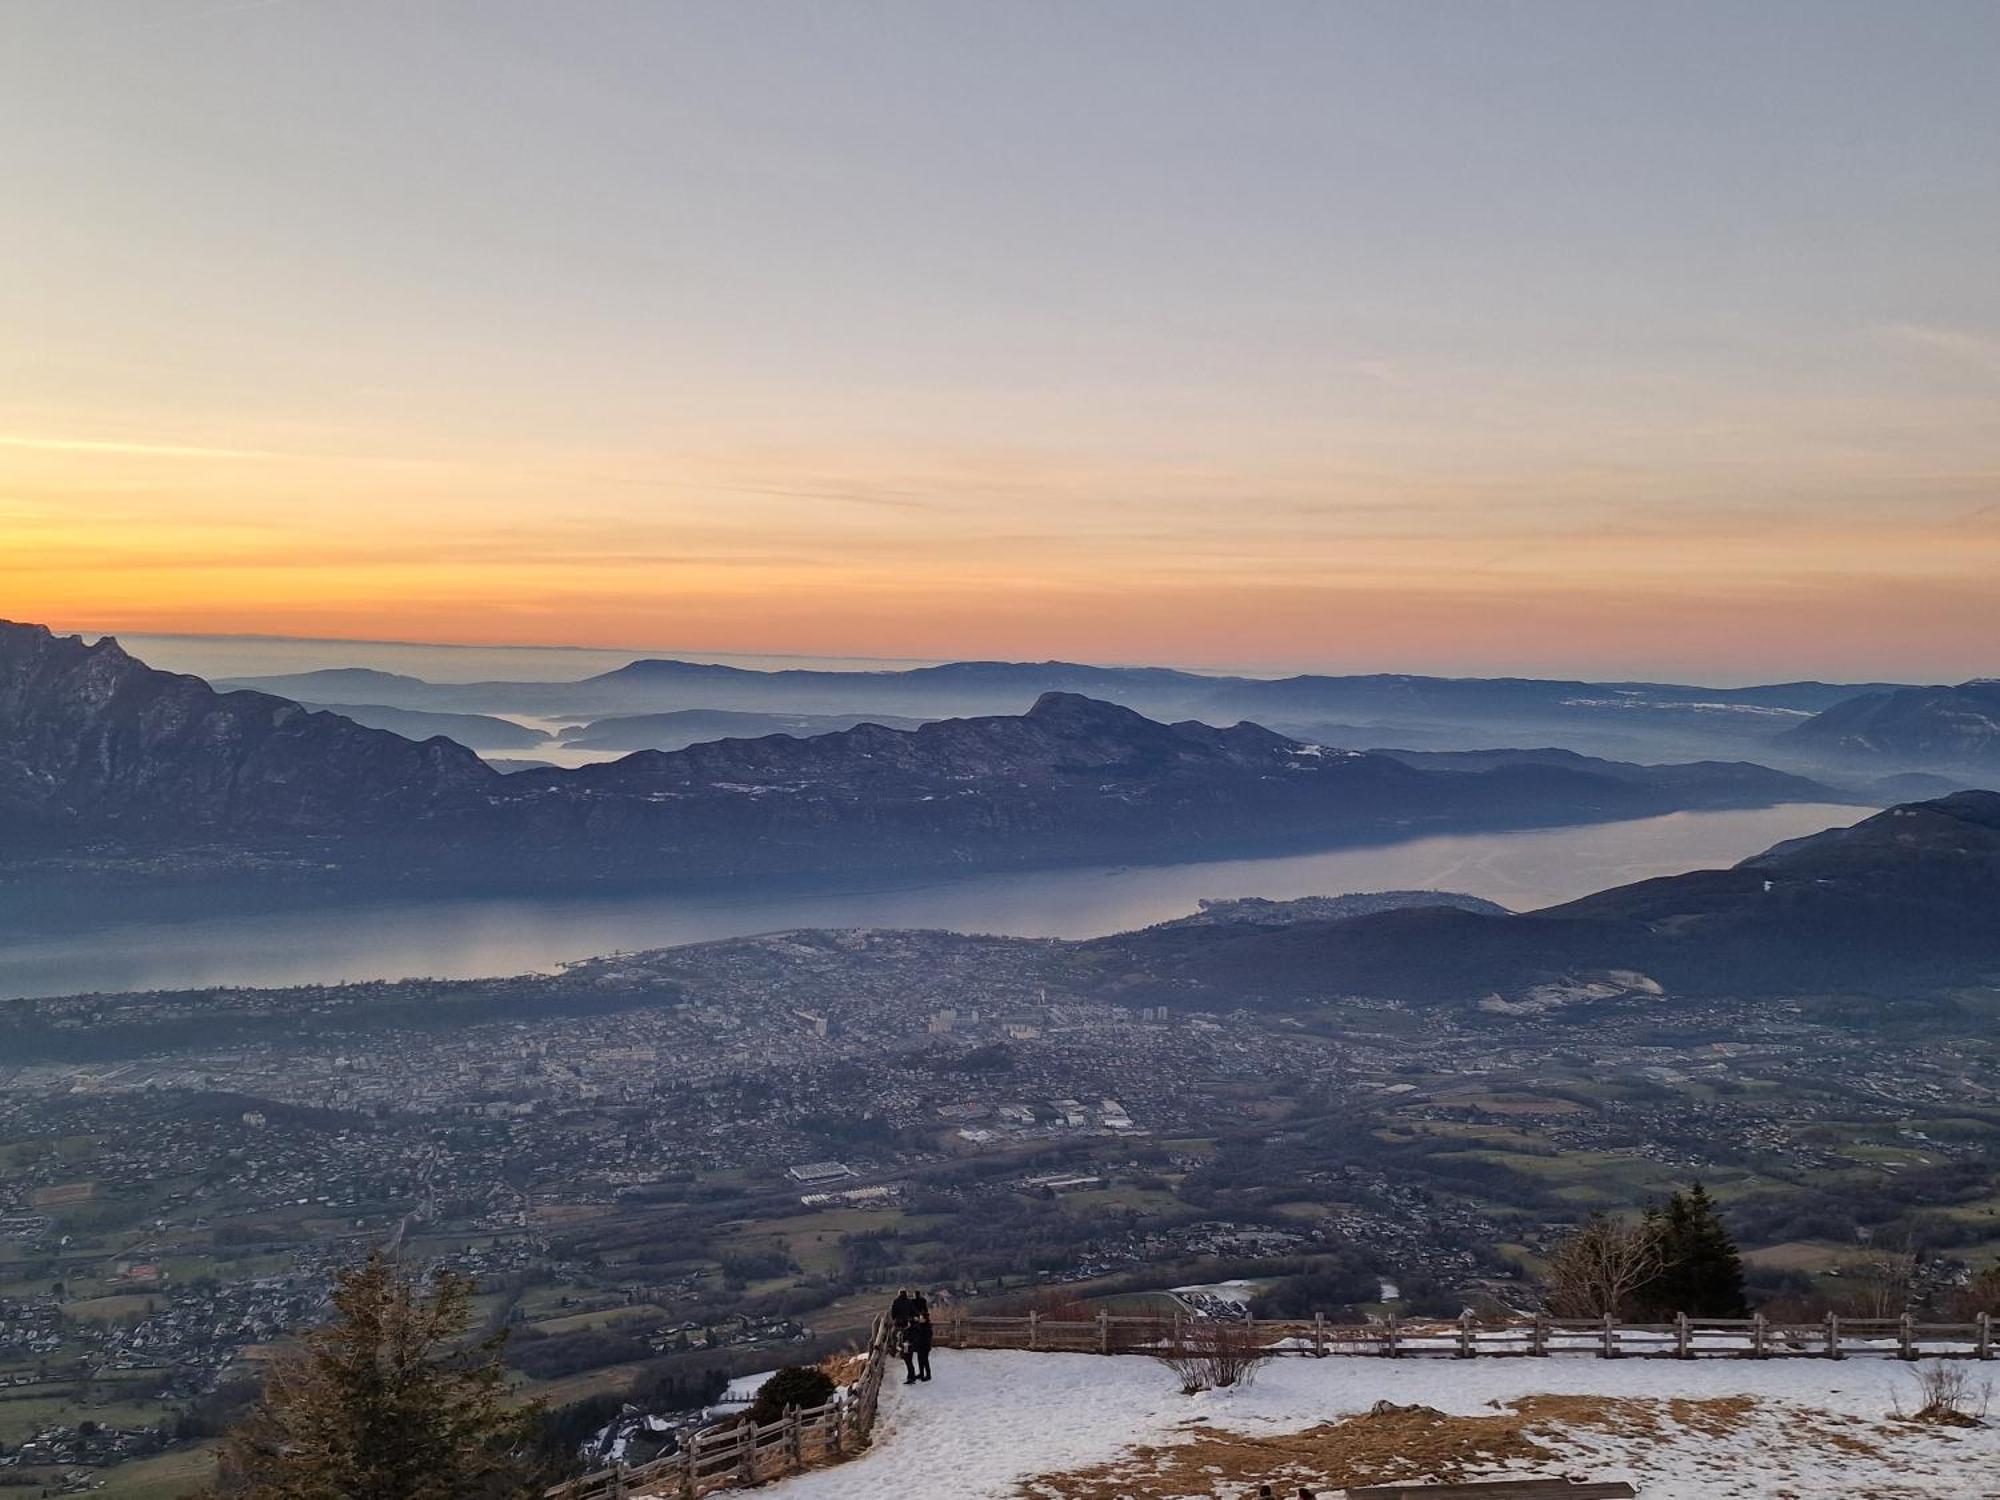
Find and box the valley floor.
[764,1349,2000,1499]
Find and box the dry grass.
[819,1349,869,1388]
[1021,1394,1771,1500]
[1509,1391,1759,1442]
[1021,1401,1554,1499]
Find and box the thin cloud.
[0,434,288,461]
[1876,323,2000,378]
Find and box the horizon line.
[32,620,1950,690]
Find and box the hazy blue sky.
[5,1,1997,678]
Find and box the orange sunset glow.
[6,3,1998,680]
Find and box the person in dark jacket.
[889,1288,917,1383]
[908,1304,933,1382]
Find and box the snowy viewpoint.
[762,1348,1998,1499]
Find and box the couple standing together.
[889,1287,933,1384]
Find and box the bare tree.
[1544,1214,1662,1320]
[1846,1246,1918,1319]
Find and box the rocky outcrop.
[0,622,495,841]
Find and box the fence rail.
[547,1312,895,1500]
[549,1303,1995,1499]
[940,1307,1999,1362]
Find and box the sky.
[3,1,1998,682]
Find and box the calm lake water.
[0,804,1862,1001]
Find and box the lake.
[0,803,1860,1000]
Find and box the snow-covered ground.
[717,1369,777,1407]
[758,1349,2000,1499]
[1172,1278,1264,1306]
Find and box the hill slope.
[1779,680,2000,771]
[1073,791,2000,1003]
[294,701,548,750]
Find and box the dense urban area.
[6,917,2000,1493]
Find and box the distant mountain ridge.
[293,701,547,750]
[1072,791,2000,1004]
[215,655,1911,760]
[558,708,933,751]
[1779,681,2000,771]
[1,621,1847,886]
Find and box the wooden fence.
[548,1303,1996,1499]
[547,1312,895,1500]
[940,1307,2000,1362]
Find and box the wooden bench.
[1344,1481,1636,1499]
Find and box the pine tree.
[211,1252,545,1500]
[1640,1182,1748,1318]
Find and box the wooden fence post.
[1312,1310,1326,1357]
[1899,1313,1915,1360]
[786,1407,803,1471]
[1752,1312,1767,1359]
[1098,1308,1110,1354]
[1980,1312,1992,1360]
[1600,1312,1615,1359]
[1457,1309,1474,1359]
[679,1442,695,1500]
[737,1425,756,1486]
[1531,1312,1548,1357]
[1825,1312,1840,1359]
[1386,1313,1400,1359]
[1675,1311,1690,1359]
[1172,1307,1184,1351]
[608,1465,625,1500]
[1028,1308,1040,1351]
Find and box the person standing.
[890,1288,920,1384]
[909,1303,934,1382]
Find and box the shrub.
[748,1365,836,1424]
[1148,1318,1272,1395]
[1902,1362,1991,1427]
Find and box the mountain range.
[216,657,1918,763]
[0,621,1846,886]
